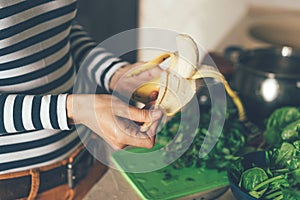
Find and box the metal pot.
[225,46,300,128]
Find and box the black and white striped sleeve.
[0,94,70,134]
[69,23,129,92]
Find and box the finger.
[136,66,163,80]
[116,118,155,148]
[105,138,126,150]
[116,105,162,123]
[137,108,162,123]
[145,117,162,138]
[124,132,155,148]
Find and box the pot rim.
[236,46,300,79]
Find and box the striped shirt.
[0,0,128,174]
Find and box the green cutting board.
[111,145,229,200]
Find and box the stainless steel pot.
[225,46,300,128]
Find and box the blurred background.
[76,0,138,62]
[76,0,300,60]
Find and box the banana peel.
[128,34,245,131]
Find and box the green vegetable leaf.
[282,188,300,200]
[281,120,300,142]
[157,106,246,171]
[239,167,269,198]
[264,107,300,148]
[271,142,297,169]
[264,127,283,148]
[266,107,300,130]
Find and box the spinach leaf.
[281,120,300,142]
[270,142,297,169]
[239,167,269,198]
[264,127,282,148]
[230,107,300,200]
[266,107,300,130]
[157,106,247,170]
[293,140,300,150]
[282,188,300,200]
[264,107,300,147]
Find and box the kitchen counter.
[83,169,236,200]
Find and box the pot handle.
[224,46,244,63]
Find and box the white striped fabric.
[0,0,128,174]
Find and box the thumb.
[125,107,162,123]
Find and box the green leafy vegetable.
[264,107,300,147]
[266,107,300,130]
[157,106,248,170]
[264,127,283,148]
[230,143,300,200]
[281,120,300,142]
[239,167,269,198]
[270,142,298,169]
[229,106,300,200]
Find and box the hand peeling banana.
[128,34,245,132]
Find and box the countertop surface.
[83,168,236,200]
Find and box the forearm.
[0,94,70,134]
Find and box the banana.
[128,53,171,77]
[191,67,245,121]
[128,34,245,131]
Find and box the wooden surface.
[83,169,237,200]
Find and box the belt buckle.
[67,148,93,189]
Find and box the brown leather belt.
[0,146,95,200]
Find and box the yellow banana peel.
[128,34,245,131]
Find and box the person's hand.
[109,62,163,102]
[66,94,162,149]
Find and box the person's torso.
[0,0,86,174]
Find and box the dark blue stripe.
[31,96,43,129]
[69,32,88,43]
[0,0,50,19]
[0,2,76,40]
[49,95,59,129]
[0,129,74,154]
[90,55,114,84]
[79,48,106,72]
[71,38,94,54]
[74,43,96,66]
[0,37,69,71]
[100,60,122,88]
[0,53,70,86]
[0,94,9,133]
[13,95,25,131]
[25,64,75,94]
[0,20,72,56]
[70,25,83,32]
[0,136,81,172]
[70,34,96,65]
